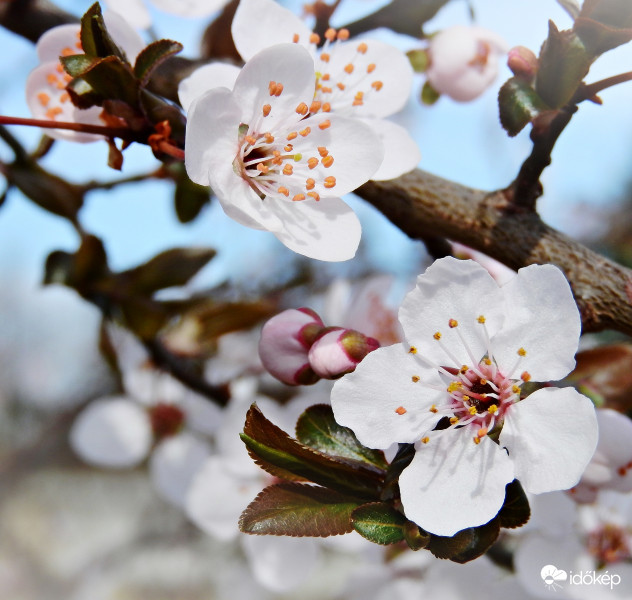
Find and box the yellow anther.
[460,365,469,373]
[293,153,302,162]
[324,175,336,188]
[473,437,481,445]
[469,406,477,415]
[318,119,331,130]
[337,28,350,40]
[409,346,417,354]
[430,405,438,413]
[447,382,462,392]
[518,347,527,356]
[421,436,430,444]
[344,63,354,74]
[305,178,315,190]
[487,404,498,414]
[483,358,492,365]
[395,406,407,415]
[433,332,441,340]
[309,33,320,44]
[448,319,458,328]
[296,102,309,115]
[412,375,420,383]
[477,427,488,438]
[282,164,293,176]
[357,42,368,54]
[450,417,459,425]
[512,385,521,394]
[292,194,306,202]
[307,157,319,169]
[480,378,487,385]
[277,186,289,197]
[478,315,486,323]
[462,395,470,402]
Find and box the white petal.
[232,43,316,132]
[181,391,224,436]
[319,39,413,118]
[178,62,240,112]
[499,387,598,494]
[149,433,211,507]
[398,257,505,368]
[399,428,514,536]
[104,0,151,29]
[331,343,443,449]
[185,456,263,541]
[103,10,146,60]
[241,534,320,593]
[150,0,228,17]
[232,0,313,61]
[265,195,362,261]
[36,24,82,61]
[491,264,581,381]
[362,118,421,181]
[69,397,151,468]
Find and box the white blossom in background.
[184,43,383,261]
[425,25,508,102]
[104,0,228,29]
[70,328,221,507]
[25,13,144,142]
[331,257,598,536]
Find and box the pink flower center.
[587,523,630,566]
[149,403,185,439]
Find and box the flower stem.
[0,115,133,140]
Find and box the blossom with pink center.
[184,43,383,261]
[425,25,508,102]
[104,0,228,29]
[25,13,144,142]
[180,0,420,181]
[331,257,598,536]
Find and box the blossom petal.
[398,257,505,368]
[241,534,320,593]
[266,195,362,261]
[36,24,82,62]
[331,343,443,449]
[178,62,241,112]
[399,428,514,536]
[362,118,421,181]
[104,0,152,29]
[499,387,598,494]
[69,397,151,468]
[149,433,211,507]
[319,39,413,118]
[232,43,316,132]
[491,264,581,381]
[232,0,313,62]
[150,0,228,17]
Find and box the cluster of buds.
[258,308,380,385]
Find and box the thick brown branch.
[356,170,632,336]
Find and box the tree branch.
[356,169,632,336]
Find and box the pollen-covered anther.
[448,319,458,328]
[324,28,336,42]
[468,406,477,415]
[337,83,346,91]
[487,404,498,414]
[429,404,438,413]
[447,382,462,393]
[518,347,527,356]
[45,107,62,119]
[264,133,274,143]
[307,192,320,201]
[480,378,487,385]
[305,178,315,190]
[268,81,283,97]
[371,81,384,91]
[317,146,329,157]
[409,346,417,354]
[477,427,488,438]
[61,46,75,57]
[37,92,50,106]
[521,371,531,382]
[318,120,331,130]
[283,164,293,175]
[284,144,293,152]
[256,163,269,174]
[412,375,420,383]
[278,186,290,197]
[433,332,441,340]
[292,33,300,43]
[320,53,331,63]
[421,436,430,444]
[512,385,521,394]
[307,157,319,169]
[322,155,334,168]
[299,127,311,137]
[286,131,298,141]
[293,193,306,201]
[296,102,309,115]
[344,63,354,74]
[245,135,257,145]
[357,42,368,54]
[352,99,363,107]
[322,102,331,112]
[354,92,364,101]
[262,104,271,117]
[483,358,492,366]
[367,63,376,73]
[450,417,459,425]
[477,315,486,323]
[324,175,336,188]
[460,365,469,373]
[337,28,350,41]
[310,101,321,113]
[309,33,320,44]
[395,406,407,415]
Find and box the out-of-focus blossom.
[184,43,382,261]
[25,13,144,142]
[425,25,508,102]
[332,257,597,536]
[104,0,228,29]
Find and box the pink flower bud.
[426,25,508,102]
[308,328,380,380]
[507,46,538,81]
[258,308,324,385]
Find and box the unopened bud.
[308,328,380,379]
[507,46,538,81]
[258,308,325,385]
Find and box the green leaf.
[381,443,415,502]
[498,77,551,137]
[174,170,211,223]
[120,247,216,295]
[351,502,425,547]
[498,480,530,529]
[78,56,139,106]
[44,235,109,289]
[241,404,385,500]
[407,49,429,72]
[574,17,632,56]
[61,54,99,78]
[239,482,361,537]
[579,0,632,29]
[295,404,388,471]
[139,88,187,144]
[426,519,500,563]
[66,78,102,109]
[535,21,591,108]
[421,80,440,105]
[80,2,128,61]
[134,39,183,88]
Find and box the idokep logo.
[540,564,622,592]
[541,565,568,591]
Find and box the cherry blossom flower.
[184,43,383,261]
[25,13,144,142]
[331,257,598,536]
[425,25,508,102]
[104,0,228,29]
